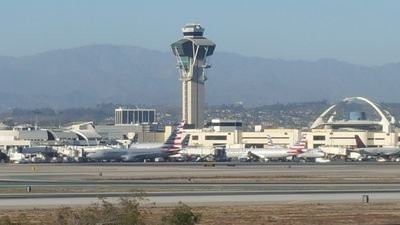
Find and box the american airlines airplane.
[244,147,301,161]
[228,136,305,162]
[294,135,326,160]
[230,134,327,162]
[297,149,325,159]
[129,142,164,149]
[86,121,186,162]
[126,133,163,149]
[354,135,400,158]
[127,135,190,150]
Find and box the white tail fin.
[266,135,274,146]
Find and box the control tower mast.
[171,24,216,129]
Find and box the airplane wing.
[247,151,265,160]
[121,152,158,162]
[349,148,370,156]
[380,149,400,156]
[238,153,249,160]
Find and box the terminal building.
[114,107,156,125]
[179,97,399,156]
[95,107,163,142]
[305,97,399,149]
[183,127,300,149]
[0,121,102,150]
[0,96,398,161]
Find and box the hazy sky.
[0,0,399,65]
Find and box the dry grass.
[1,202,400,225]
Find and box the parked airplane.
[354,135,400,159]
[240,134,326,162]
[297,149,325,159]
[230,136,304,162]
[288,135,307,151]
[244,147,301,161]
[250,135,321,161]
[292,135,327,160]
[128,130,191,150]
[129,142,164,149]
[86,121,185,162]
[122,134,190,162]
[265,135,284,148]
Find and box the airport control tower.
[171,24,216,129]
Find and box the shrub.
[0,216,12,225]
[52,198,143,225]
[161,202,201,225]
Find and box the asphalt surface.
[0,162,400,208]
[1,191,399,208]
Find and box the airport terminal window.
[313,135,326,141]
[212,122,242,127]
[213,143,225,147]
[330,137,355,139]
[134,111,139,123]
[181,56,190,71]
[122,111,128,124]
[143,111,149,123]
[313,144,324,148]
[149,111,155,123]
[138,111,143,123]
[245,144,264,148]
[205,135,227,140]
[192,135,199,140]
[128,111,134,123]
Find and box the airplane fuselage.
[297,149,325,158]
[86,147,178,162]
[227,147,296,160]
[356,147,400,156]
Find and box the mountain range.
[0,44,399,111]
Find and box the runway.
[0,163,399,208]
[0,190,399,208]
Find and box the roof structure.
[171,38,215,58]
[310,97,397,133]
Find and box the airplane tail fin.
[126,133,139,148]
[132,133,139,143]
[161,121,185,152]
[289,134,307,153]
[355,135,366,148]
[181,134,190,148]
[266,135,274,146]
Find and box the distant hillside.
[0,44,399,111]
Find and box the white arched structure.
[311,97,396,133]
